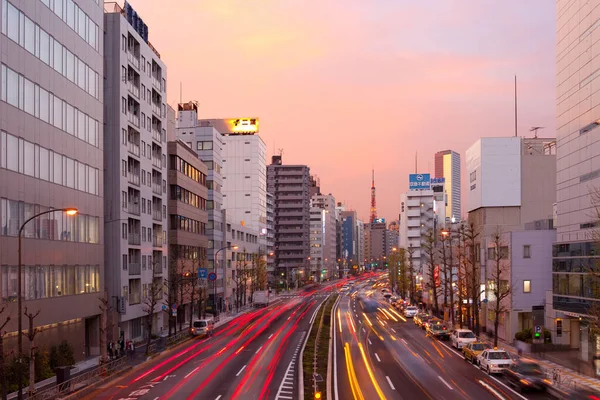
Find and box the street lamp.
[214,244,238,319]
[17,207,77,400]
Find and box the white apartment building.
[357,219,365,268]
[104,3,169,341]
[434,150,461,221]
[309,207,325,281]
[551,0,600,360]
[0,0,104,358]
[176,102,228,314]
[311,193,337,279]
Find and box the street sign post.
[198,268,207,279]
[208,272,217,281]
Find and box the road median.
[302,294,338,400]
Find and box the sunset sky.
[124,0,556,221]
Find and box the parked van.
[191,319,214,337]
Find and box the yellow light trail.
[363,313,373,326]
[358,343,387,400]
[387,307,406,321]
[380,308,398,322]
[345,343,365,400]
[337,309,343,333]
[347,313,356,333]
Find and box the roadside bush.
[514,327,552,344]
[50,340,75,371]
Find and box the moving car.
[477,348,513,374]
[450,329,477,349]
[463,342,491,364]
[190,319,214,337]
[426,319,450,340]
[414,313,428,327]
[404,306,419,318]
[419,315,435,330]
[504,359,550,392]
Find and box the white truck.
[253,291,269,307]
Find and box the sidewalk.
[480,332,600,393]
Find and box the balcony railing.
[153,264,163,274]
[152,102,161,117]
[128,202,140,216]
[152,76,161,91]
[128,263,141,275]
[129,292,141,305]
[127,51,140,69]
[128,141,140,156]
[152,156,162,169]
[152,182,162,195]
[153,209,162,221]
[127,113,140,128]
[127,172,140,187]
[128,81,140,98]
[152,236,163,247]
[128,233,141,245]
[152,128,162,143]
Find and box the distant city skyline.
[121,0,555,222]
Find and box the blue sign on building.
[431,177,445,184]
[409,174,431,190]
[198,268,207,279]
[374,218,386,224]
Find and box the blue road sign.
[208,272,217,282]
[198,268,208,279]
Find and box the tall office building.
[201,118,267,238]
[267,155,310,285]
[0,0,103,358]
[311,193,337,279]
[104,2,168,340]
[266,191,275,277]
[176,102,227,313]
[434,150,461,221]
[550,0,600,357]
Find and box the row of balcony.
[128,263,163,277]
[127,233,165,247]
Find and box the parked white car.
[477,348,513,374]
[450,329,477,349]
[403,306,419,318]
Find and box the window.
[122,97,127,114]
[197,141,213,150]
[523,245,531,258]
[556,319,562,337]
[523,280,531,293]
[121,160,127,177]
[123,254,128,270]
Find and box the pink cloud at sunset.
[124,0,556,221]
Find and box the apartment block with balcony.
[266,192,275,276]
[104,3,168,341]
[0,0,104,360]
[267,155,310,288]
[167,140,208,327]
[311,193,337,280]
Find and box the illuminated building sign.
[373,218,386,224]
[230,118,259,134]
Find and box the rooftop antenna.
[530,126,544,138]
[180,81,182,104]
[278,148,284,157]
[514,75,518,137]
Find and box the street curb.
[63,365,133,400]
[327,296,341,400]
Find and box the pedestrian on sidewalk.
[127,340,135,359]
[107,341,113,360]
[118,337,125,357]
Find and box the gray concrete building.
[176,102,228,314]
[167,140,208,329]
[104,2,168,341]
[311,193,337,280]
[0,0,104,359]
[267,155,310,288]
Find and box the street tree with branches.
[0,305,10,400]
[464,222,481,335]
[98,290,114,365]
[488,229,512,347]
[423,229,440,315]
[406,246,417,303]
[143,258,164,355]
[23,308,40,396]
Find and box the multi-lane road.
[333,281,562,400]
[87,289,330,400]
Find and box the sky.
[125,0,556,221]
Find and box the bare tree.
[143,258,164,355]
[397,248,409,299]
[98,290,114,365]
[23,308,41,396]
[406,246,416,303]
[463,222,482,335]
[387,250,400,294]
[254,251,268,291]
[423,229,440,315]
[488,229,512,347]
[0,305,11,400]
[455,224,468,328]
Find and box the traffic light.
[534,325,542,339]
[315,392,322,399]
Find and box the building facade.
[0,0,104,358]
[311,193,337,279]
[266,191,275,278]
[167,140,208,329]
[176,102,229,313]
[104,2,169,341]
[226,220,261,310]
[267,155,310,287]
[434,150,461,221]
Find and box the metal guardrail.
[29,357,126,400]
[166,330,192,347]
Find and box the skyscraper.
[104,2,169,340]
[0,0,103,359]
[434,150,461,221]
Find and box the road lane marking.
[368,339,372,345]
[362,328,366,334]
[374,353,381,362]
[401,338,408,345]
[184,366,199,379]
[479,380,506,400]
[215,396,222,400]
[255,345,263,354]
[438,376,453,390]
[386,376,396,390]
[391,328,396,333]
[268,334,274,339]
[236,365,246,377]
